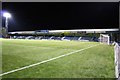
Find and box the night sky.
[2,2,119,32]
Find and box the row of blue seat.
[10,36,99,42]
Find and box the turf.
[1,39,115,78]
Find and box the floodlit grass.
[1,39,115,78]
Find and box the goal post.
[100,34,110,45]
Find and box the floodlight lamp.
[3,12,11,18]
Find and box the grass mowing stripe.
[3,43,77,51]
[0,44,100,77]
[3,43,55,49]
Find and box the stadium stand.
[63,36,73,40]
[0,35,2,38]
[80,36,92,41]
[50,36,62,40]
[41,36,51,40]
[10,35,99,42]
[91,37,99,42]
[72,36,80,40]
[35,36,42,40]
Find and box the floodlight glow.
[3,12,11,18]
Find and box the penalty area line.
[0,44,100,76]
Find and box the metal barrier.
[114,43,120,78]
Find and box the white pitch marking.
[0,44,100,76]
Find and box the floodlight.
[3,12,11,18]
[3,12,12,35]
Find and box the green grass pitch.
[1,39,115,78]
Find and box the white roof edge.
[2,0,120,2]
[9,29,119,34]
[49,29,119,32]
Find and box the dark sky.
[2,2,119,32]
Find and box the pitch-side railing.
[114,42,120,78]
